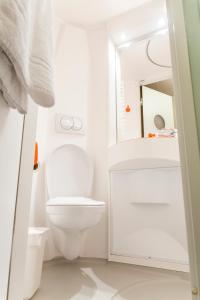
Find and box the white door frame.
[167,0,200,298]
[7,101,38,300]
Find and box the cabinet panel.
[110,167,188,264]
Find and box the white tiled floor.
[32,258,191,300]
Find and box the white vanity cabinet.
[108,139,189,272]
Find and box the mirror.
[116,30,176,142]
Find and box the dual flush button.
[55,114,84,134]
[60,116,83,131]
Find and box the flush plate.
[55,113,85,135]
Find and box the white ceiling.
[108,0,167,45]
[54,0,150,27]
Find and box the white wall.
[30,20,89,226]
[0,99,24,300]
[80,27,108,258]
[108,39,117,146]
[30,21,108,259]
[48,20,89,153]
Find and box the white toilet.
[46,144,105,260]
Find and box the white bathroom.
[2,0,200,300]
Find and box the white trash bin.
[24,227,49,300]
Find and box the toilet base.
[52,227,81,260]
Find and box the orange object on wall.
[148,133,156,138]
[34,142,39,170]
[125,104,131,112]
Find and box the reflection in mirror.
[116,29,177,142]
[142,81,176,138]
[154,114,165,130]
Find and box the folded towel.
[0,49,28,113]
[0,0,55,113]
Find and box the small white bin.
[24,227,49,300]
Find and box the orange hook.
[125,104,131,112]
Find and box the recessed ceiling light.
[163,4,167,15]
[155,28,168,36]
[118,42,132,49]
[120,33,127,41]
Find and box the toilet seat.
[47,197,105,207]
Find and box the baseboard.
[109,254,190,273]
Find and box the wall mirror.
[115,29,177,142]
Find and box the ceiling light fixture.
[157,17,167,28]
[155,28,168,36]
[118,27,168,50]
[120,33,127,41]
[118,42,132,49]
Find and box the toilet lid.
[46,145,93,198]
[46,197,105,207]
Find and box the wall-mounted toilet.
[46,144,105,260]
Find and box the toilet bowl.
[46,197,105,260]
[45,145,105,260]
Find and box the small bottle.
[34,142,39,170]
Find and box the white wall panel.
[0,100,24,300]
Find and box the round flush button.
[60,116,74,130]
[73,117,83,131]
